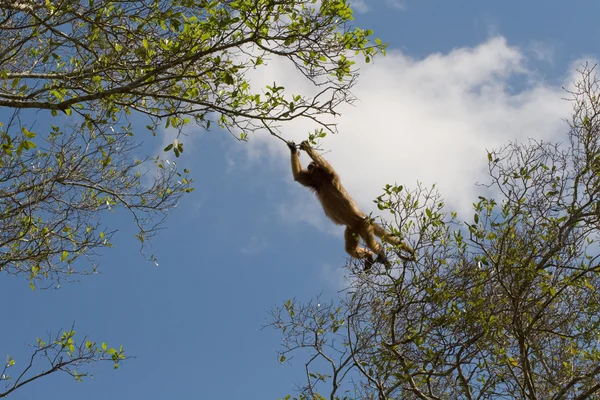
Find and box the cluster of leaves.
[1,0,386,142]
[1,0,387,395]
[0,0,387,285]
[0,0,388,396]
[0,328,127,398]
[270,65,600,399]
[0,116,191,288]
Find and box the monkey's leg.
[359,224,391,269]
[344,227,375,271]
[372,222,400,244]
[372,222,415,261]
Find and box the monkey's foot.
[376,254,392,269]
[395,250,416,262]
[363,256,375,272]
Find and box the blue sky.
[2,1,600,399]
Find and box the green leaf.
[21,127,36,138]
[16,140,36,155]
[49,89,63,101]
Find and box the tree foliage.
[0,0,385,285]
[1,0,384,395]
[270,65,600,400]
[0,119,191,288]
[1,0,385,137]
[1,328,127,398]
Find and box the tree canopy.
[270,64,600,400]
[2,0,384,137]
[0,0,384,286]
[0,0,384,396]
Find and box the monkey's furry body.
[289,141,414,270]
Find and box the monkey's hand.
[363,256,374,272]
[300,140,311,152]
[287,141,298,154]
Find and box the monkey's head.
[306,162,329,185]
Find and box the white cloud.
[349,0,368,13]
[347,0,406,12]
[243,37,575,227]
[276,188,343,236]
[240,235,269,255]
[526,40,555,63]
[384,0,405,10]
[318,263,349,289]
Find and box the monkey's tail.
[372,223,415,258]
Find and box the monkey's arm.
[300,142,336,175]
[290,146,314,187]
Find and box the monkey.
[288,140,415,270]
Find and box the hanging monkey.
[288,141,415,270]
